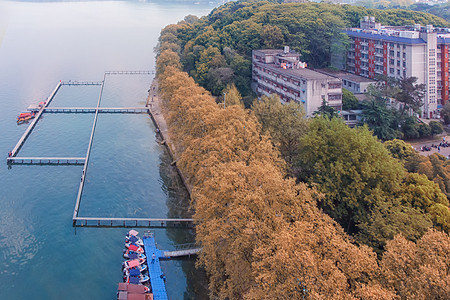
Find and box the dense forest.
[155,2,450,297]
[354,0,450,22]
[158,0,449,100]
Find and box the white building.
[252,48,342,116]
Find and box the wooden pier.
[9,74,193,229]
[162,243,201,258]
[61,81,103,86]
[73,217,194,228]
[7,157,85,165]
[8,82,61,158]
[105,71,154,75]
[72,75,106,222]
[44,107,149,113]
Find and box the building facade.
[345,16,450,118]
[252,48,342,116]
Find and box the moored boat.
[125,235,144,247]
[123,250,146,260]
[124,242,144,252]
[123,273,150,284]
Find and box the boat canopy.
[127,259,140,268]
[129,236,138,243]
[129,268,140,276]
[129,277,140,284]
[127,294,146,300]
[129,244,140,252]
[127,284,147,294]
[128,230,139,236]
[128,252,138,259]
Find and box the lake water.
[0,1,216,299]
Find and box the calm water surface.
[0,1,216,299]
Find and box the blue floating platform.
[143,234,168,300]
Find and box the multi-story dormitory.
[252,47,343,116]
[346,16,450,119]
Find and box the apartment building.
[252,48,342,116]
[345,16,450,119]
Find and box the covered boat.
[123,262,147,273]
[126,235,144,247]
[125,243,144,253]
[117,282,150,294]
[126,230,139,239]
[124,274,150,284]
[123,250,146,260]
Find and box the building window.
[403,53,406,59]
[403,70,406,77]
[390,68,394,73]
[397,52,400,58]
[397,70,400,75]
[397,61,400,67]
[403,62,406,68]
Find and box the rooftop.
[317,69,376,83]
[255,61,338,81]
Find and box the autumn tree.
[380,229,450,299]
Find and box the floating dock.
[143,232,168,300]
[73,217,194,228]
[8,82,61,159]
[8,157,85,165]
[8,72,193,231]
[44,107,149,113]
[105,71,154,75]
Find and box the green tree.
[260,24,285,49]
[441,101,450,124]
[253,94,308,171]
[384,139,416,162]
[313,99,339,119]
[418,123,431,138]
[394,76,426,116]
[342,88,359,110]
[429,120,443,136]
[298,117,405,233]
[360,85,397,140]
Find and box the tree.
[381,230,450,299]
[297,117,405,233]
[394,76,425,116]
[357,200,433,253]
[417,123,431,138]
[429,120,443,136]
[342,88,359,110]
[384,139,415,162]
[313,99,339,119]
[260,24,285,49]
[223,84,244,108]
[398,173,450,232]
[253,94,308,172]
[441,101,450,124]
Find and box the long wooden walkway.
[44,107,149,113]
[73,217,194,227]
[8,82,61,159]
[61,81,103,86]
[72,74,106,222]
[162,243,201,258]
[7,157,85,165]
[105,71,154,75]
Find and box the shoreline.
[147,78,192,196]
